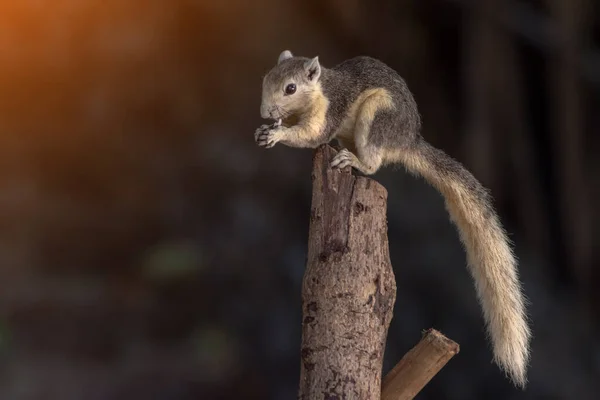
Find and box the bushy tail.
[399,140,531,388]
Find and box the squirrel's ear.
[278,50,293,64]
[305,56,321,81]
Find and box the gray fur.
[321,56,422,148]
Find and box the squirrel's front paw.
[256,129,281,148]
[255,120,283,149]
[254,124,270,142]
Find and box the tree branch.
[381,329,460,400]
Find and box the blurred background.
[0,0,598,399]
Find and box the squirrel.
[254,50,531,388]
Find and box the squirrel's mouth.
[282,114,299,127]
[262,107,297,127]
[265,114,297,128]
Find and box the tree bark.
[298,145,397,400]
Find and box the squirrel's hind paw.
[331,149,357,170]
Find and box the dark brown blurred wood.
[465,0,551,252]
[448,0,600,84]
[545,0,593,285]
[499,40,552,254]
[298,145,396,399]
[381,329,460,400]
[462,0,497,190]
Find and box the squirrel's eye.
[285,83,296,95]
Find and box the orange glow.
[0,1,242,138]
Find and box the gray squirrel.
[254,50,531,388]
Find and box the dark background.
[0,0,598,399]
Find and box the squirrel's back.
[332,57,404,88]
[321,57,422,143]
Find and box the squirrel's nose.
[260,104,270,119]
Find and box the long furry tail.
[400,139,532,388]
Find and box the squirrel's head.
[260,50,322,121]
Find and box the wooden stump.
[298,145,397,399]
